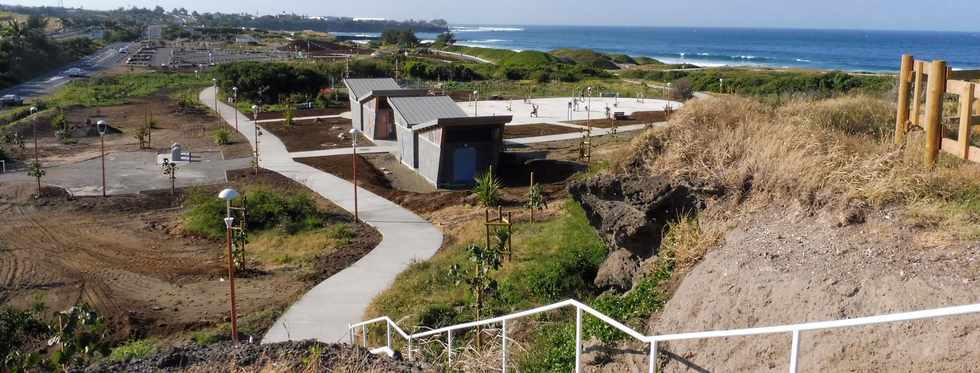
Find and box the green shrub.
[191,328,224,345]
[212,128,231,145]
[472,168,502,208]
[520,323,576,372]
[183,188,324,240]
[623,68,893,96]
[550,49,619,70]
[108,340,155,362]
[417,303,459,329]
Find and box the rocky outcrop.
[569,173,696,292]
[569,174,696,257]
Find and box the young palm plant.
[473,167,502,208]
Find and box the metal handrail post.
[501,320,507,372]
[648,341,657,373]
[447,330,453,366]
[387,321,392,351]
[789,330,801,373]
[575,307,583,373]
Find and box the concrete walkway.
[289,146,398,159]
[504,122,666,145]
[200,87,443,344]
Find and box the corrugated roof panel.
[388,96,468,126]
[343,78,401,100]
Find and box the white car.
[65,68,88,78]
[0,94,24,106]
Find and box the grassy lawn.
[49,72,212,107]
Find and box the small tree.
[433,31,456,47]
[449,242,504,347]
[161,159,177,195]
[283,99,295,130]
[473,167,502,208]
[47,304,110,370]
[27,160,45,198]
[526,182,546,222]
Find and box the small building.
[344,78,426,140]
[388,95,512,187]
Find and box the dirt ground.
[261,117,373,153]
[3,92,251,168]
[568,110,668,128]
[0,168,380,343]
[504,123,583,139]
[255,105,350,121]
[650,208,980,372]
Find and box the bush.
[212,128,231,145]
[521,323,576,372]
[108,340,154,362]
[183,188,324,240]
[622,68,893,96]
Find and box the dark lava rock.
[569,174,696,258]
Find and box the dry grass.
[248,224,352,267]
[622,95,980,228]
[656,213,723,271]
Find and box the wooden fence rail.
[896,54,980,166]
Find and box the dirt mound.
[654,209,980,372]
[78,340,422,372]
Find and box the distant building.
[343,78,512,188]
[234,34,260,45]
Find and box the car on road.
[65,68,89,78]
[119,47,128,54]
[0,94,24,106]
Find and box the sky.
[7,0,980,32]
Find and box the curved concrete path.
[199,87,444,344]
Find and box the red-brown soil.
[568,110,668,128]
[0,168,380,343]
[504,123,584,139]
[4,92,252,167]
[255,105,350,121]
[261,117,373,153]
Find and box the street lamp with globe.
[349,128,361,222]
[218,188,240,344]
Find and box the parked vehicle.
[65,68,88,78]
[0,94,24,106]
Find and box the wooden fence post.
[959,83,975,160]
[896,54,914,144]
[924,60,947,167]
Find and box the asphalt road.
[1,41,136,100]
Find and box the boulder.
[595,249,640,291]
[569,174,695,257]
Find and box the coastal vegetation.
[622,67,894,96]
[0,14,98,89]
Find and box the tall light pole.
[97,120,108,198]
[719,78,724,94]
[251,104,260,175]
[30,106,40,196]
[473,90,479,116]
[349,128,361,222]
[666,82,673,119]
[212,78,218,111]
[218,188,240,344]
[586,87,593,134]
[232,86,239,131]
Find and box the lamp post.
[218,188,240,344]
[97,120,108,198]
[212,78,218,110]
[719,78,724,94]
[30,106,40,195]
[586,87,593,134]
[473,90,479,116]
[251,104,260,175]
[232,86,239,131]
[666,82,673,119]
[349,128,361,222]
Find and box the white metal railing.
[349,299,980,373]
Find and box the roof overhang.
[413,115,514,132]
[358,89,429,104]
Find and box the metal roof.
[343,78,402,100]
[388,95,468,126]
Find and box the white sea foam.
[451,26,525,33]
[795,58,812,63]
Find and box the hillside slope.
[574,95,980,371]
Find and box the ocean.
[396,25,980,73]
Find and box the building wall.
[350,96,362,131]
[363,98,379,141]
[418,134,442,185]
[436,126,503,188]
[396,125,417,169]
